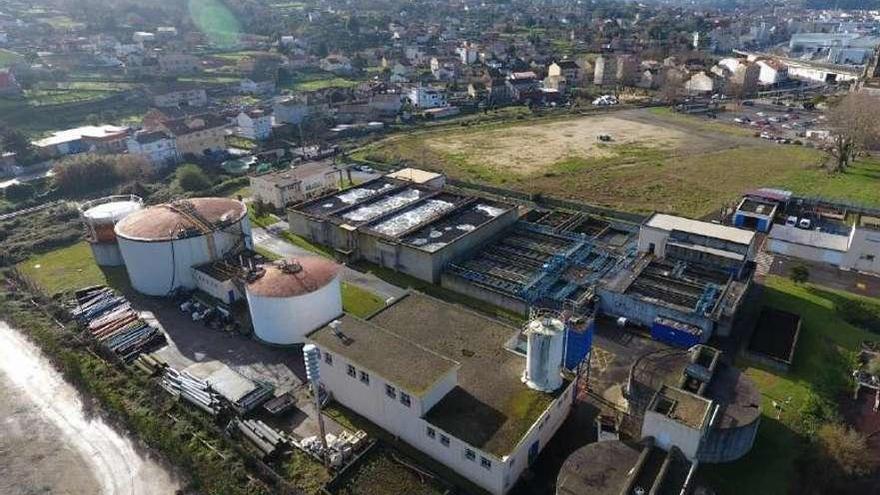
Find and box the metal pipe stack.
[161,367,223,416]
[232,418,289,458]
[233,382,275,414]
[70,286,166,362]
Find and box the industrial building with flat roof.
[288,175,517,282]
[442,210,639,316]
[307,292,576,495]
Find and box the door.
[528,440,540,466]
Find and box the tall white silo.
[522,316,566,392]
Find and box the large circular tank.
[115,197,251,296]
[79,195,144,266]
[245,257,342,345]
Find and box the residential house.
[240,76,276,95]
[250,161,341,209]
[320,55,353,74]
[756,59,788,86]
[0,152,18,177]
[159,114,228,158]
[274,96,312,125]
[468,81,487,99]
[548,60,581,84]
[430,56,458,81]
[150,84,208,108]
[506,71,540,101]
[236,109,273,141]
[685,72,716,94]
[593,55,616,85]
[408,86,447,109]
[32,125,130,158]
[126,130,178,168]
[158,52,200,74]
[457,42,479,65]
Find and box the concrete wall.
[698,416,760,463]
[642,409,704,461]
[597,288,714,342]
[766,238,844,266]
[440,272,529,316]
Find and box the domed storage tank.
[115,197,251,296]
[246,257,342,345]
[79,195,143,266]
[522,316,566,392]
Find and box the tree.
[176,164,211,192]
[0,123,35,163]
[53,154,150,195]
[817,423,877,477]
[825,93,880,173]
[658,70,684,105]
[791,264,810,284]
[4,183,35,202]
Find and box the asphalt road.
[251,223,406,302]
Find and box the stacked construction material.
[263,392,296,415]
[299,430,368,467]
[133,353,167,377]
[161,367,223,416]
[232,419,289,458]
[233,382,275,414]
[71,286,166,362]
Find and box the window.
[440,435,450,447]
[359,370,370,385]
[400,392,411,407]
[480,457,492,470]
[426,427,436,439]
[385,384,396,399]
[347,364,356,378]
[464,449,476,462]
[324,352,333,366]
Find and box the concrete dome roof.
[115,197,246,241]
[247,257,340,298]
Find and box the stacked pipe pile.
[133,354,167,377]
[71,286,166,362]
[233,382,275,414]
[161,367,223,416]
[232,419,289,458]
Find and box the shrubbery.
[176,163,212,192]
[836,297,880,334]
[53,154,151,195]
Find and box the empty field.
[358,108,880,217]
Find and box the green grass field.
[18,242,108,296]
[701,276,880,494]
[357,108,880,217]
[0,48,23,67]
[280,70,359,92]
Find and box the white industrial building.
[638,213,757,275]
[79,195,144,266]
[307,294,576,495]
[114,198,252,296]
[767,216,880,275]
[246,257,343,345]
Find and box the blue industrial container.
[651,317,702,348]
[733,213,745,228]
[564,317,594,369]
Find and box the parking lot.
[715,100,824,143]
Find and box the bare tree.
[825,92,880,173]
[658,70,684,105]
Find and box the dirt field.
[361,108,834,217]
[424,113,709,175]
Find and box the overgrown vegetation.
[0,204,81,266]
[701,276,880,494]
[176,163,213,192]
[53,154,151,195]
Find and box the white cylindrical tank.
[79,195,143,266]
[115,197,251,296]
[522,316,566,392]
[246,257,343,345]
